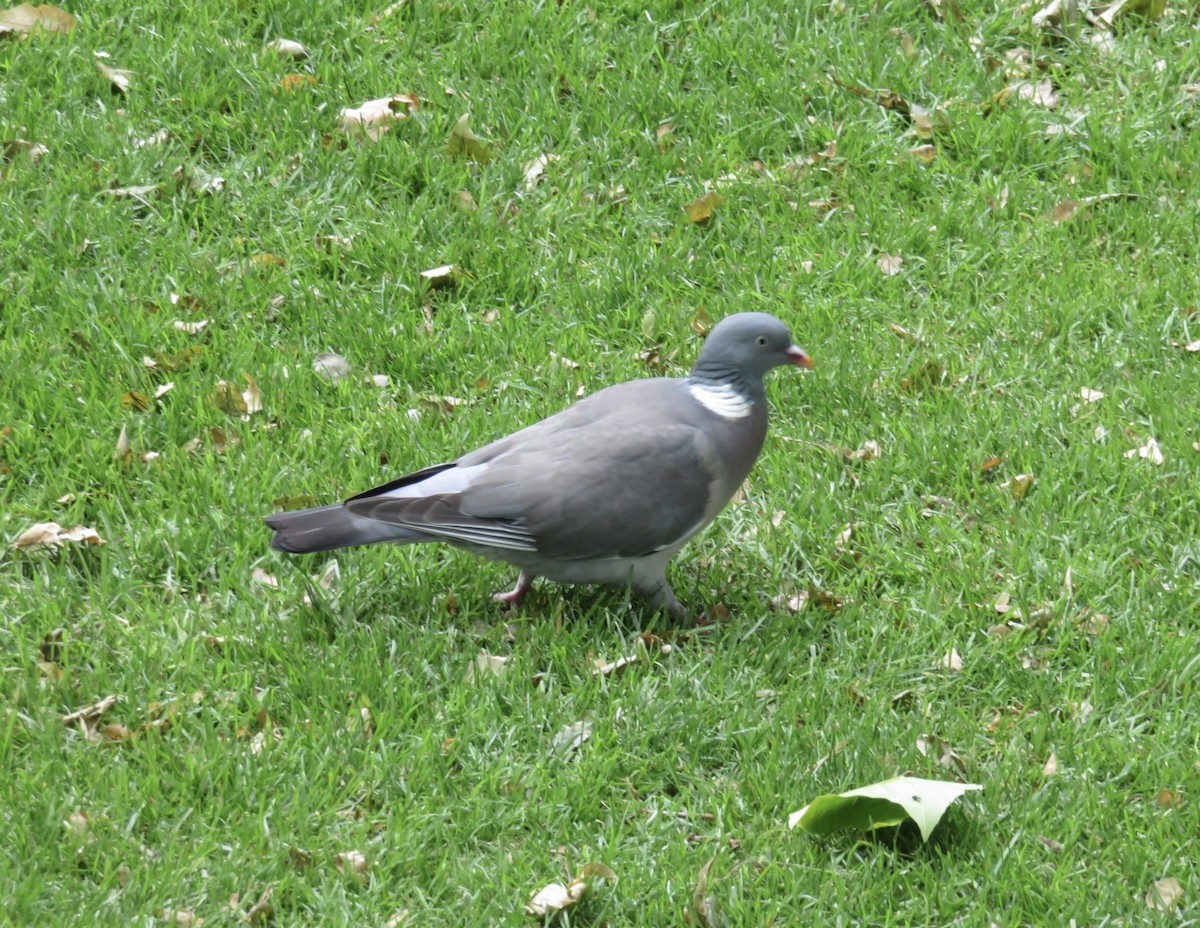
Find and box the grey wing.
[459,421,718,561]
[341,421,717,561]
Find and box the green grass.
[3,0,1200,924]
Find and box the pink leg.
[493,571,535,605]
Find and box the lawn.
[2,0,1199,924]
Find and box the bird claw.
[493,571,535,606]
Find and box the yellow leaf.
[446,113,493,163]
[277,73,317,93]
[683,191,725,224]
[0,3,75,38]
[96,60,131,95]
[340,94,418,142]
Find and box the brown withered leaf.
[900,360,945,393]
[524,863,616,919]
[249,252,285,271]
[684,191,725,224]
[121,391,151,412]
[277,73,316,93]
[781,139,837,174]
[1099,0,1166,27]
[877,253,903,276]
[157,909,202,927]
[103,183,161,201]
[341,94,418,142]
[267,38,308,60]
[453,189,478,213]
[96,60,131,95]
[1145,877,1183,913]
[211,375,262,419]
[0,2,75,38]
[419,263,463,290]
[1032,0,1079,31]
[830,76,949,134]
[245,887,275,925]
[173,319,209,335]
[466,651,511,683]
[62,694,121,737]
[1124,437,1163,465]
[15,522,104,549]
[909,144,937,163]
[335,850,369,882]
[446,113,492,163]
[917,733,966,774]
[313,352,351,383]
[692,855,719,928]
[1044,193,1137,223]
[1002,472,1036,501]
[2,138,48,163]
[522,153,559,191]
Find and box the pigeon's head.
[695,312,813,381]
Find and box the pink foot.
[493,571,535,605]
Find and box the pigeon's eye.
[755,335,768,346]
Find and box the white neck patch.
[689,382,753,419]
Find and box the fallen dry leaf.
[211,375,261,419]
[335,850,369,882]
[1183,340,1200,353]
[524,863,616,919]
[96,60,131,95]
[877,253,903,276]
[692,855,719,928]
[313,352,351,383]
[2,138,48,163]
[0,2,75,38]
[173,319,209,336]
[942,647,963,672]
[684,191,725,224]
[13,522,104,548]
[114,422,133,463]
[277,73,316,93]
[453,189,478,213]
[1044,193,1137,223]
[1032,0,1078,30]
[420,264,462,290]
[62,695,121,739]
[157,909,202,927]
[1002,473,1036,501]
[916,733,966,774]
[103,183,161,201]
[1042,752,1058,777]
[1145,876,1183,913]
[446,113,493,163]
[909,144,937,164]
[267,37,308,60]
[888,322,926,345]
[1079,386,1105,402]
[340,94,418,142]
[522,153,560,191]
[1099,0,1166,27]
[1124,437,1163,465]
[466,651,511,683]
[1013,78,1058,108]
[245,887,274,925]
[552,719,593,759]
[251,567,280,590]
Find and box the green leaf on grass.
[788,776,982,842]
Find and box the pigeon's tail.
[264,504,424,553]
